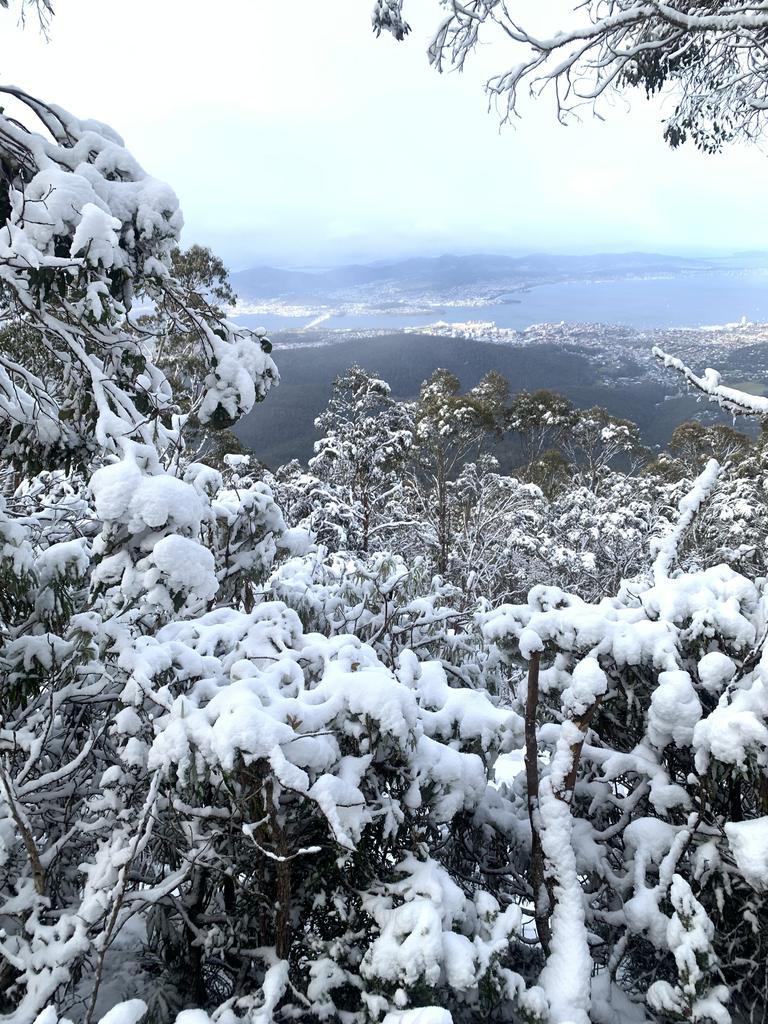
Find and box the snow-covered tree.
[561,407,648,493]
[666,421,752,477]
[0,77,289,1022]
[147,245,257,466]
[479,442,768,1022]
[505,389,574,475]
[309,365,413,553]
[0,69,531,1024]
[445,455,544,603]
[268,457,380,555]
[407,369,508,575]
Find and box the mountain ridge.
[231,251,716,301]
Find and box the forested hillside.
[2,3,768,1024]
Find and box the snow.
[96,1001,147,1024]
[693,677,768,771]
[255,961,290,1024]
[90,455,206,535]
[127,475,205,534]
[361,855,519,1002]
[650,458,721,581]
[34,538,90,583]
[561,656,607,716]
[648,670,702,747]
[537,727,592,1024]
[307,754,372,848]
[519,626,544,659]
[199,333,277,426]
[148,535,218,605]
[654,347,768,416]
[494,749,525,786]
[698,651,736,691]
[383,1010,452,1024]
[725,817,768,891]
[112,708,142,737]
[645,874,731,1023]
[90,459,143,524]
[624,817,678,866]
[70,203,122,268]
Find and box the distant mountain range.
[231,251,722,303]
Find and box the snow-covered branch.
[385,0,768,146]
[654,345,768,415]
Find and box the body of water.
[234,268,768,334]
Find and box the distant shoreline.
[232,266,768,336]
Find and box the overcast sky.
[5,0,768,267]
